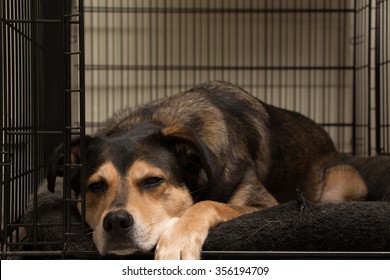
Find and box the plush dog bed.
[22,155,390,259]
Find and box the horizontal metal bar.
[7,223,63,227]
[65,51,81,56]
[85,64,355,72]
[3,251,65,257]
[201,251,390,258]
[65,89,81,93]
[82,122,355,130]
[64,13,80,18]
[64,163,83,167]
[2,19,62,24]
[5,130,63,135]
[3,250,389,259]
[319,123,354,127]
[3,241,64,247]
[85,7,355,15]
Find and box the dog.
[47,81,367,259]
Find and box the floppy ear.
[46,136,94,193]
[161,127,221,193]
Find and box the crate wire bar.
[375,0,390,154]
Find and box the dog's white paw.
[154,222,207,260]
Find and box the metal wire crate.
[1,0,389,259]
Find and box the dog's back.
[97,81,358,204]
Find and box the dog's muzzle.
[103,210,134,237]
[95,210,140,255]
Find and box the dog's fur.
[47,81,367,259]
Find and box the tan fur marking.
[228,183,278,210]
[319,164,367,203]
[87,162,120,187]
[128,160,166,187]
[126,160,193,217]
[79,162,121,229]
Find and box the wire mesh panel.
[1,0,85,259]
[83,0,358,154]
[1,0,47,257]
[354,0,374,156]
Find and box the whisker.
[190,187,208,195]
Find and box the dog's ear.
[47,136,94,193]
[161,127,221,191]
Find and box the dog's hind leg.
[318,164,367,203]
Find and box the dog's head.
[47,121,219,255]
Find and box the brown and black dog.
[47,81,367,259]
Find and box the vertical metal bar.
[178,0,182,88]
[0,0,5,257]
[155,0,160,96]
[89,0,94,132]
[62,0,72,257]
[270,0,275,105]
[134,0,138,105]
[193,0,197,85]
[3,2,14,256]
[299,0,303,113]
[264,0,268,102]
[120,0,124,106]
[141,0,145,102]
[1,0,10,257]
[184,0,188,88]
[29,0,38,246]
[341,0,347,152]
[111,0,116,110]
[308,0,312,118]
[33,0,41,247]
[367,0,372,156]
[356,0,363,155]
[375,0,382,154]
[292,0,297,110]
[9,0,15,230]
[105,0,109,117]
[164,0,168,96]
[15,0,20,227]
[337,0,342,150]
[234,0,239,84]
[249,0,253,91]
[385,0,389,154]
[78,0,86,234]
[96,0,101,126]
[353,0,360,155]
[383,0,388,154]
[285,0,290,108]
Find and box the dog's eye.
[140,177,164,189]
[88,182,107,194]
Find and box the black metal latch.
[0,151,13,166]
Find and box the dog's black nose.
[103,210,133,236]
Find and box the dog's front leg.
[155,200,244,260]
